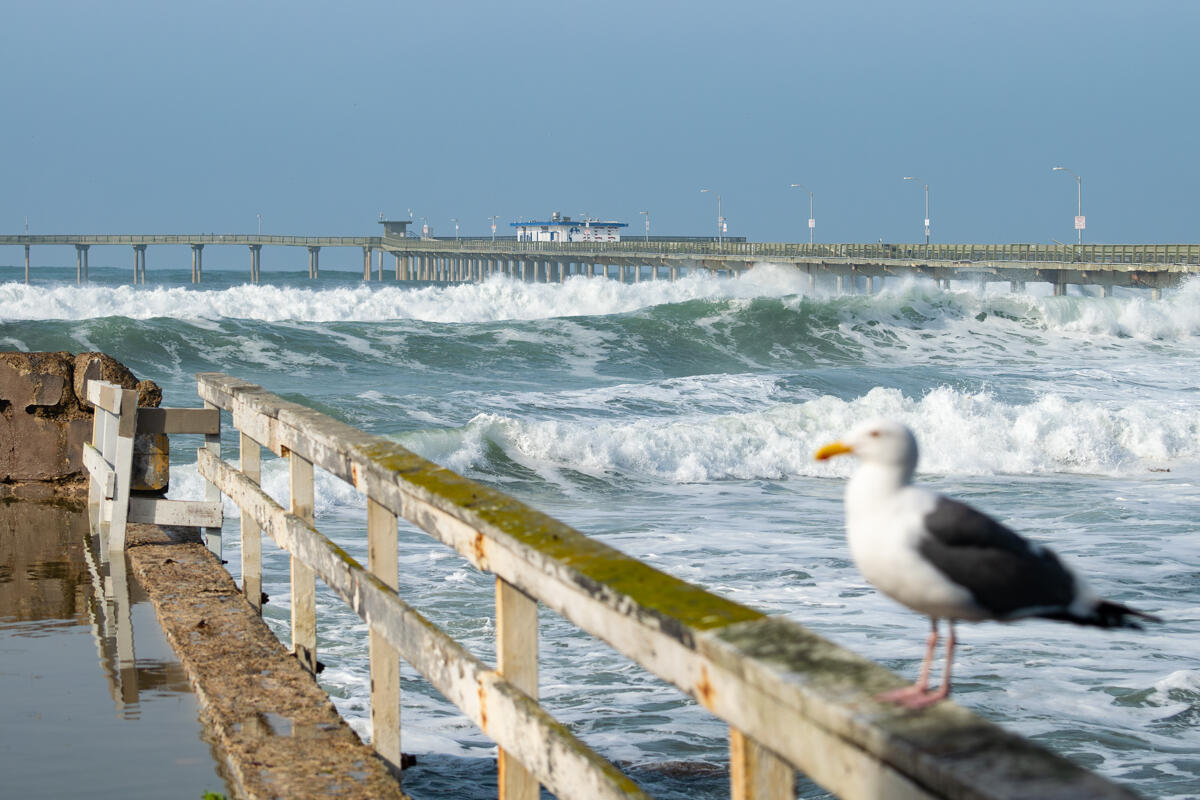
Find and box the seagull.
[815,419,1160,709]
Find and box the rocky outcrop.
[0,352,161,496]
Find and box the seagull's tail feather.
[1041,600,1162,630]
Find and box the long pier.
[4,234,1198,297]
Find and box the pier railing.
[193,371,1137,800]
[382,236,1200,267]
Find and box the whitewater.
[4,262,1196,799]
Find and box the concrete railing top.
[195,370,1140,800]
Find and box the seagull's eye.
[869,430,880,438]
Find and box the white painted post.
[730,728,794,800]
[240,432,263,613]
[289,450,317,673]
[368,498,402,774]
[497,578,539,800]
[203,400,223,559]
[87,391,111,532]
[107,388,138,553]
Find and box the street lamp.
[902,177,930,244]
[639,210,650,241]
[700,189,724,243]
[1052,166,1084,245]
[257,214,262,235]
[451,217,460,240]
[488,215,499,242]
[790,183,815,245]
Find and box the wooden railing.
[83,380,223,553]
[193,372,1140,800]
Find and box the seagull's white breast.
[844,471,987,621]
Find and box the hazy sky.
[3,1,1197,244]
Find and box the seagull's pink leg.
[896,620,955,709]
[876,618,939,703]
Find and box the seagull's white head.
[815,418,919,482]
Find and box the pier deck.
[3,234,1196,295]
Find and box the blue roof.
[510,220,628,228]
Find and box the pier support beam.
[24,244,30,285]
[1151,287,1162,301]
[1053,281,1067,297]
[377,249,383,282]
[1010,280,1025,293]
[1101,284,1113,298]
[308,246,320,279]
[191,244,204,284]
[249,244,262,284]
[75,244,90,284]
[133,245,147,284]
[363,247,373,281]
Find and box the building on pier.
[512,211,627,243]
[378,219,413,238]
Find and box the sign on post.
[1075,215,1087,230]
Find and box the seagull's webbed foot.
[875,683,930,704]
[892,684,951,709]
[876,619,954,709]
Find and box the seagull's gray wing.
[916,496,1077,619]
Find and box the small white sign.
[1075,215,1086,230]
[808,218,816,228]
[924,218,931,228]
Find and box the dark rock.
[0,351,163,494]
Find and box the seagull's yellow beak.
[815,441,853,461]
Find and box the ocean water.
[3,262,1197,799]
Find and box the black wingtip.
[1097,600,1162,630]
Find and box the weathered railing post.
[497,577,539,800]
[203,400,223,558]
[730,729,793,800]
[289,450,318,673]
[106,387,137,552]
[368,498,402,774]
[240,432,263,613]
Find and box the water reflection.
[0,497,226,798]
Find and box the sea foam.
[401,385,1200,483]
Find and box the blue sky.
[2,0,1196,244]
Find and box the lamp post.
[451,217,459,240]
[790,183,815,245]
[257,214,262,235]
[902,177,930,244]
[1052,166,1084,245]
[639,210,650,241]
[700,189,723,243]
[488,215,499,242]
